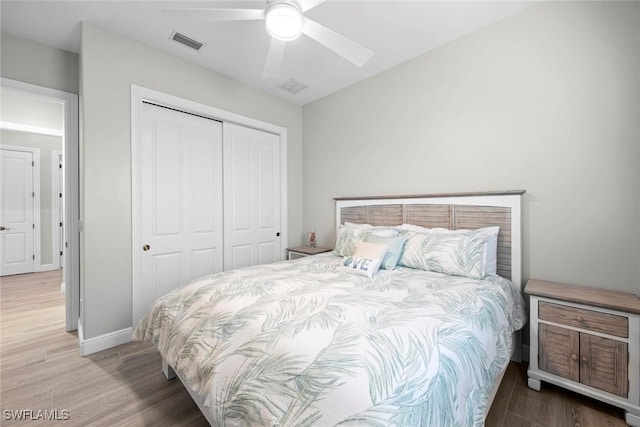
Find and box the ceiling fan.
[162,0,374,79]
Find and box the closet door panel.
[257,141,277,229]
[138,103,223,322]
[192,127,222,235]
[153,122,183,237]
[229,135,252,232]
[224,123,281,270]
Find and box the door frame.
[1,78,80,332]
[51,149,63,273]
[0,145,39,275]
[131,85,288,325]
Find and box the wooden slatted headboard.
[335,190,525,288]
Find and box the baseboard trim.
[79,327,133,356]
[39,264,59,272]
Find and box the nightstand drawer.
[539,301,628,338]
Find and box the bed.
[133,191,527,426]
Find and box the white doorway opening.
[0,78,80,333]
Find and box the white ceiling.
[1,1,536,105]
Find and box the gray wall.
[303,1,640,294]
[0,32,79,94]
[79,23,303,339]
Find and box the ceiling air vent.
[170,31,204,51]
[278,78,308,94]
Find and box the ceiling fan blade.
[301,17,373,68]
[262,38,287,79]
[300,0,327,13]
[161,8,265,23]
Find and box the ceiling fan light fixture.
[265,0,303,41]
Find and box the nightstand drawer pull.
[539,301,628,338]
[570,353,578,361]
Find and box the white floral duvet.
[133,253,526,427]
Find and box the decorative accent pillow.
[334,224,400,256]
[342,242,387,278]
[398,229,489,279]
[399,224,499,276]
[334,225,371,257]
[365,234,408,270]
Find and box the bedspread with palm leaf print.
[133,253,526,427]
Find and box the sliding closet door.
[138,103,223,316]
[223,122,281,270]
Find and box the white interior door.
[223,122,281,270]
[138,103,223,317]
[0,148,35,276]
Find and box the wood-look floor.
[0,271,629,426]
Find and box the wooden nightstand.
[525,279,640,426]
[286,246,332,260]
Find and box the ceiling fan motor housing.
[265,0,303,41]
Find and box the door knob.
[0,226,9,231]
[143,244,150,251]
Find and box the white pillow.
[370,228,399,237]
[399,224,499,276]
[471,227,499,276]
[335,224,400,257]
[334,225,370,256]
[345,222,399,237]
[342,242,387,278]
[344,222,374,229]
[353,241,389,260]
[400,223,431,233]
[398,230,489,279]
